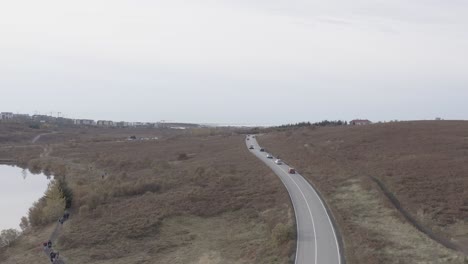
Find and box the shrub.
[42,180,66,222]
[28,200,45,227]
[0,229,21,248]
[28,124,40,129]
[177,153,189,161]
[271,223,295,246]
[19,217,29,231]
[28,180,66,227]
[57,177,73,209]
[27,159,42,174]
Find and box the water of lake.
[0,165,51,231]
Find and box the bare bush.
[0,229,20,248]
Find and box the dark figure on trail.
[63,211,70,220]
[59,217,64,224]
[47,240,52,248]
[50,251,59,263]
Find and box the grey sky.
[1,0,467,125]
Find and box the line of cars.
[247,136,296,174]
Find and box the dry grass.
[259,121,468,263]
[0,125,295,263]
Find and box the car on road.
[275,159,282,165]
[249,145,254,149]
[260,148,265,152]
[288,168,296,174]
[266,154,273,159]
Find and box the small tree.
[19,216,29,231]
[57,177,73,209]
[42,180,66,223]
[0,229,20,247]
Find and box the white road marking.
[279,167,318,264]
[299,176,342,264]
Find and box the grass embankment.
[259,121,468,263]
[0,125,295,264]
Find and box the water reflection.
[0,165,51,231]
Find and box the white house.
[350,119,372,125]
[0,112,13,120]
[97,120,114,127]
[74,119,96,126]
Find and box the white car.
[266,154,273,159]
[275,159,282,165]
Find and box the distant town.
[0,112,202,129]
[0,111,384,130]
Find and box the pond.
[0,165,51,231]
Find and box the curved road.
[246,136,341,264]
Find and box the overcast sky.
[1,0,467,125]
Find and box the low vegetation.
[0,125,295,264]
[259,121,468,263]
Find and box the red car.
[288,168,296,174]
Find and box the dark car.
[260,148,265,152]
[288,168,296,174]
[249,145,254,149]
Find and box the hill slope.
[259,121,468,263]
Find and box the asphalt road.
[246,136,341,264]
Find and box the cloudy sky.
[1,0,467,125]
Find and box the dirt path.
[32,132,57,144]
[42,216,69,264]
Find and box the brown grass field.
[0,124,295,264]
[259,121,468,263]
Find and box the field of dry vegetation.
[259,121,468,263]
[0,125,295,264]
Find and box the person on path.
[50,251,56,262]
[47,240,52,248]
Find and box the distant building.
[350,119,372,125]
[97,120,114,127]
[13,114,31,121]
[32,115,55,123]
[56,117,74,125]
[0,112,13,120]
[115,121,133,127]
[74,119,95,126]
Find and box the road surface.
[246,136,341,264]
